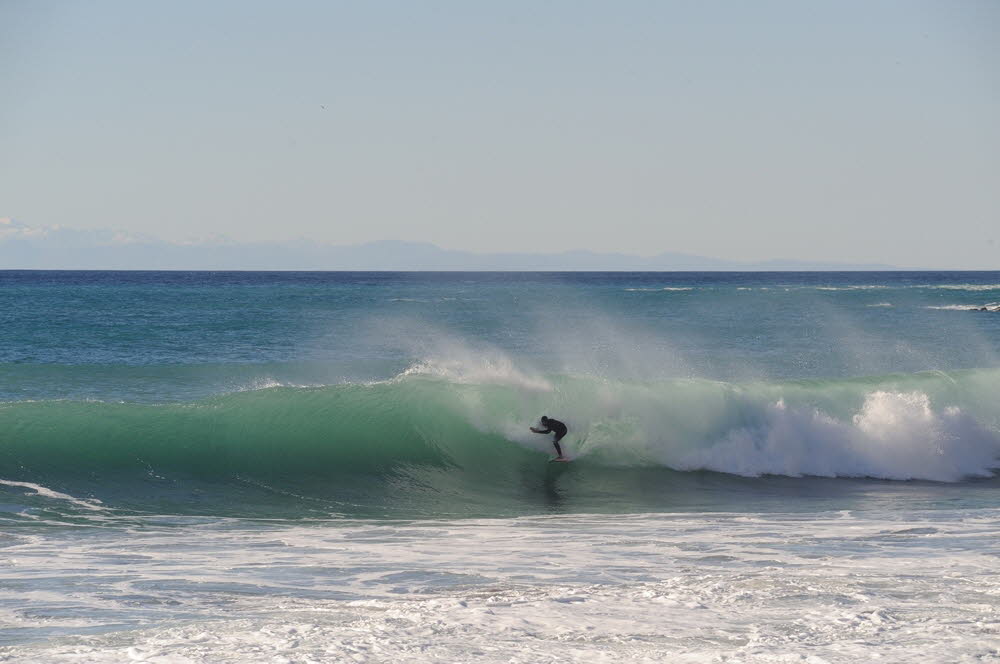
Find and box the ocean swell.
[2,367,999,496]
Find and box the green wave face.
[2,369,1000,519]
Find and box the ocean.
[1,270,999,662]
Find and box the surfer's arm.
[530,427,551,434]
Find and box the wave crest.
[2,368,998,513]
[674,390,998,481]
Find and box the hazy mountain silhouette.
[0,220,897,270]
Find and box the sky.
[1,0,998,268]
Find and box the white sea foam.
[467,371,1000,481]
[926,302,1000,312]
[735,285,890,292]
[672,390,1000,481]
[237,377,290,391]
[919,284,1000,292]
[2,510,998,662]
[229,377,324,393]
[372,350,1000,482]
[0,479,104,511]
[728,284,999,294]
[624,287,695,292]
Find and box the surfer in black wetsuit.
[530,416,568,460]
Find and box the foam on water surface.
[0,510,997,663]
[0,480,104,511]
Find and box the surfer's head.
[540,416,549,424]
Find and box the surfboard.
[549,457,571,463]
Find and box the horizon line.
[6,268,999,273]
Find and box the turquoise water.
[2,271,999,519]
[2,271,1000,662]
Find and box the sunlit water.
[2,271,999,662]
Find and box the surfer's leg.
[552,434,564,458]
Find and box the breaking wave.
[2,363,999,514]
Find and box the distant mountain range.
[0,219,897,271]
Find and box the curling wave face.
[2,365,999,519]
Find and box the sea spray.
[674,390,999,480]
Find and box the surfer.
[530,416,568,460]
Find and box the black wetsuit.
[533,418,568,457]
[538,418,567,442]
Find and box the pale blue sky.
[2,0,997,267]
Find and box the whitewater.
[1,270,999,662]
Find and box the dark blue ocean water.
[3,270,999,399]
